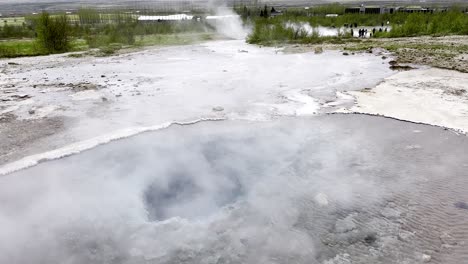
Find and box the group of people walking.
[346,21,390,38]
[350,27,388,38]
[358,28,368,37]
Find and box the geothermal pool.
[1,114,468,264]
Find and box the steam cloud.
[208,1,249,39]
[0,117,393,264]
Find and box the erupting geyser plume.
[208,0,250,39]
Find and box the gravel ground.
[284,35,468,73]
[0,115,64,164]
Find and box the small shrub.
[36,12,70,53]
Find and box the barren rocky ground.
[0,39,392,168]
[1,36,468,264]
[285,35,468,73]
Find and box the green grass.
[135,33,214,46]
[1,17,26,27]
[69,39,89,51]
[65,33,215,57]
[385,12,468,37]
[3,6,465,58]
[0,38,88,58]
[0,39,44,57]
[248,10,468,45]
[247,17,354,45]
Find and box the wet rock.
[421,254,431,262]
[342,52,349,56]
[323,253,351,264]
[440,232,458,246]
[101,75,106,78]
[0,113,16,122]
[382,56,387,60]
[454,201,468,210]
[115,94,122,97]
[7,62,19,65]
[447,89,466,96]
[212,106,224,112]
[390,65,414,71]
[405,144,422,150]
[11,94,31,99]
[389,60,398,66]
[72,83,98,91]
[314,47,323,54]
[397,230,414,242]
[314,193,329,206]
[335,214,357,233]
[28,109,35,115]
[363,233,377,244]
[101,97,108,102]
[380,207,401,219]
[238,50,249,53]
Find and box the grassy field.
[0,38,88,58]
[0,39,43,57]
[1,16,26,27]
[247,10,468,45]
[0,32,215,58]
[0,8,216,58]
[135,32,214,46]
[2,5,468,58]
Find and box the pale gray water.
[1,114,468,264]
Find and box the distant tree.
[241,5,250,19]
[78,8,101,25]
[271,7,276,13]
[243,6,248,16]
[36,12,70,53]
[260,10,264,17]
[264,5,269,18]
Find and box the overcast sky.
[0,0,436,3]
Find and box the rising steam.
[0,117,391,264]
[208,1,249,39]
